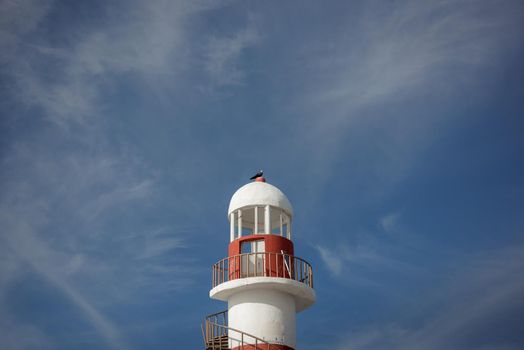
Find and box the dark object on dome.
[250,170,264,180]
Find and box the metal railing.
[202,310,273,350]
[212,252,313,289]
[205,310,228,328]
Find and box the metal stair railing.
[202,310,273,350]
[204,321,272,350]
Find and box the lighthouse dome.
[228,181,293,217]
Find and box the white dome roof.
[228,181,293,217]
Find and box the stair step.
[205,335,229,350]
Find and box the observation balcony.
[210,252,315,312]
[212,252,313,289]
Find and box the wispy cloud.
[305,0,522,113]
[327,246,524,350]
[290,0,524,199]
[315,245,343,276]
[136,228,186,260]
[0,314,51,350]
[0,2,236,345]
[1,0,225,127]
[313,213,424,288]
[380,212,400,233]
[0,137,198,347]
[0,218,128,349]
[204,27,258,87]
[5,36,241,334]
[0,0,54,63]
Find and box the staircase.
[204,333,228,350]
[202,310,272,350]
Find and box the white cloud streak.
[204,27,258,87]
[327,246,524,350]
[0,0,54,63]
[380,212,400,233]
[0,137,199,348]
[0,315,51,350]
[0,217,128,349]
[1,0,231,127]
[307,0,521,113]
[315,245,343,276]
[0,2,241,344]
[292,0,524,199]
[136,228,186,260]
[315,215,419,285]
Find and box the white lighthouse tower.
[203,175,316,350]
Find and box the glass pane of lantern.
[241,207,255,236]
[242,227,253,236]
[269,207,280,235]
[282,213,288,238]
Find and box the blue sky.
[1,0,524,349]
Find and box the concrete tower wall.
[228,288,296,349]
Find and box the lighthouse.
[202,175,316,350]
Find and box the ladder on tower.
[202,310,273,350]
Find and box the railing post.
[276,253,279,278]
[267,252,270,277]
[300,259,303,282]
[267,253,273,277]
[211,323,214,348]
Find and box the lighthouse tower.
[203,175,316,350]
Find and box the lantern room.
[228,178,293,242]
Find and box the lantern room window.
[229,205,292,241]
